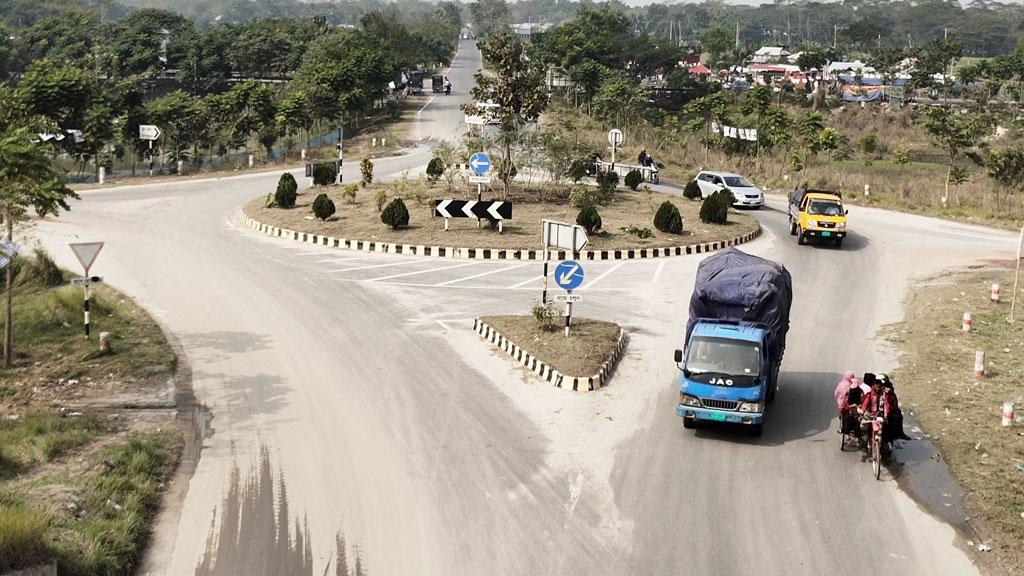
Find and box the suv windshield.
[685,336,761,378]
[723,176,753,188]
[808,199,843,216]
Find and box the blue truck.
[674,248,793,436]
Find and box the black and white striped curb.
[243,214,760,261]
[473,318,628,392]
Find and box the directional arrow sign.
[542,220,588,252]
[139,125,162,140]
[469,152,491,174]
[0,241,19,270]
[433,199,511,220]
[69,242,104,274]
[554,261,585,290]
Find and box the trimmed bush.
[597,170,618,188]
[312,193,336,221]
[569,186,599,209]
[654,201,684,234]
[374,189,387,212]
[360,157,374,186]
[342,184,358,203]
[699,189,732,225]
[312,162,337,186]
[381,198,410,229]
[426,157,445,182]
[576,205,602,233]
[624,169,642,190]
[683,179,702,200]
[567,159,588,183]
[275,172,298,208]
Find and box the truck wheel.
[789,218,797,236]
[682,417,696,429]
[834,237,844,248]
[750,424,763,437]
[797,230,806,245]
[766,382,777,404]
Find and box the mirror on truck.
[674,349,683,363]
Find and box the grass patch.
[0,501,52,572]
[480,315,621,376]
[0,413,104,478]
[247,181,758,252]
[883,266,1024,571]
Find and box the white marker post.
[1011,226,1024,322]
[68,242,104,338]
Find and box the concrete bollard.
[301,149,307,160]
[372,137,377,147]
[1002,402,1015,427]
[864,184,870,197]
[962,311,972,333]
[991,283,1001,303]
[248,154,255,168]
[975,350,985,377]
[99,332,110,353]
[98,166,106,185]
[177,160,184,175]
[381,137,386,147]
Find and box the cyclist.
[836,372,864,445]
[860,373,893,458]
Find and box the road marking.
[369,262,477,281]
[417,96,437,115]
[508,274,543,289]
[434,262,530,286]
[293,251,336,257]
[331,260,414,274]
[314,256,377,264]
[652,260,665,284]
[581,262,625,290]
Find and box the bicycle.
[862,414,887,480]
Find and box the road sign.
[433,199,511,220]
[70,276,103,286]
[553,294,582,303]
[468,175,491,184]
[554,261,585,290]
[139,125,161,140]
[469,152,491,174]
[0,241,18,270]
[608,128,623,147]
[69,242,104,274]
[542,220,588,252]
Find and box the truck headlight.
[679,393,701,407]
[806,220,817,229]
[738,401,763,413]
[837,222,846,231]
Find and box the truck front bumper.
[677,404,764,425]
[802,229,845,239]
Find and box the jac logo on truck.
[712,378,734,386]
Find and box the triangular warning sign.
[69,242,104,274]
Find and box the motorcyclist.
[638,148,652,167]
[444,77,452,95]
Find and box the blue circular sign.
[469,152,490,175]
[554,260,585,290]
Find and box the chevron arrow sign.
[433,199,512,220]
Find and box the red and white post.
[991,283,1001,303]
[975,350,986,377]
[962,311,972,333]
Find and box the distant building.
[826,60,876,78]
[751,46,790,64]
[510,23,551,43]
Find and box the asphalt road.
[28,38,1018,575]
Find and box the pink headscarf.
[834,370,860,410]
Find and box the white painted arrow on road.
[462,200,477,218]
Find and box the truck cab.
[675,321,777,436]
[788,189,848,247]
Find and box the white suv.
[694,171,765,209]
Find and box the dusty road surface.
[28,38,1016,576]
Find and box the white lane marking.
[331,260,414,273]
[292,251,336,257]
[508,274,543,289]
[581,262,625,290]
[314,256,377,264]
[371,281,620,292]
[652,260,666,284]
[417,96,437,115]
[434,262,530,286]
[435,319,450,331]
[369,262,477,281]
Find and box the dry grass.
[480,315,621,376]
[247,179,758,251]
[883,265,1024,574]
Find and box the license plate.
[709,412,727,422]
[821,231,831,237]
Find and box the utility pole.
[833,24,838,50]
[735,21,740,49]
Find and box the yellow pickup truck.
[788,188,848,247]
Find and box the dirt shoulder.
[245,179,759,252]
[882,263,1024,574]
[0,252,184,574]
[480,315,621,376]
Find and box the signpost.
[433,199,512,232]
[541,220,589,305]
[139,125,161,177]
[554,260,585,336]
[469,152,491,228]
[68,242,104,338]
[607,128,623,165]
[0,242,19,270]
[1012,226,1024,322]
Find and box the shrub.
[360,157,373,186]
[569,186,600,209]
[275,172,298,207]
[567,159,588,183]
[374,189,387,212]
[312,162,337,186]
[342,184,358,204]
[624,169,642,190]
[576,205,602,233]
[700,190,732,225]
[531,302,559,332]
[620,225,653,239]
[312,193,336,221]
[596,170,618,188]
[654,201,684,234]
[683,179,702,200]
[426,157,445,182]
[24,248,63,288]
[381,198,409,229]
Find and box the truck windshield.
[807,200,843,216]
[685,336,761,378]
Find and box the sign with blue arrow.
[554,260,585,290]
[469,152,490,174]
